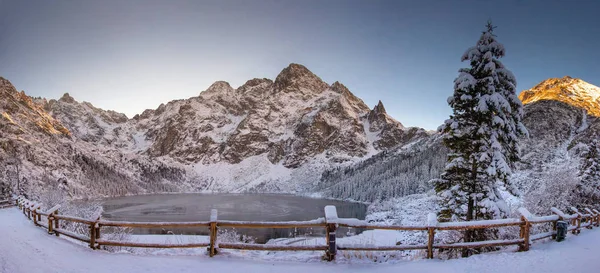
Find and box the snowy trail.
[1,207,599,273]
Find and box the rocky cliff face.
[0,64,430,197]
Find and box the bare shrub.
[217,228,255,244]
[524,164,579,216]
[99,226,133,252]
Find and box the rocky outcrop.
[0,78,71,137]
[44,93,128,144]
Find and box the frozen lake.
[101,193,367,242]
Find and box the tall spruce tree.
[435,21,527,255]
[577,139,600,206]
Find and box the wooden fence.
[7,196,600,261]
[0,199,13,209]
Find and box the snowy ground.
[1,207,600,272]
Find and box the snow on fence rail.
[9,196,600,261]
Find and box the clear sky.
[1,0,599,130]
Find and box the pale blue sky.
[1,0,599,129]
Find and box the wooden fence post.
[32,207,38,226]
[324,205,338,261]
[426,213,437,259]
[584,208,595,229]
[89,212,102,250]
[31,204,41,226]
[54,209,60,237]
[588,208,597,227]
[209,209,218,257]
[48,214,54,234]
[89,222,96,249]
[593,209,600,227]
[517,208,533,251]
[519,216,530,251]
[95,217,101,243]
[44,205,60,235]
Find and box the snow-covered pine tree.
[434,21,527,256]
[577,138,600,206]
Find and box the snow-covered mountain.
[5,67,598,205]
[519,76,600,117]
[132,64,428,167]
[320,77,600,207]
[0,64,429,198]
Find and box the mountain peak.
[331,81,349,94]
[203,81,234,96]
[520,77,600,116]
[59,93,76,103]
[273,63,328,93]
[368,100,393,128]
[237,78,273,95]
[373,100,386,114]
[0,77,17,95]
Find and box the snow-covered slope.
[0,64,429,198]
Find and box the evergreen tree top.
[462,21,506,64]
[485,20,497,34]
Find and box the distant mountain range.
[1,67,599,203]
[0,64,428,198]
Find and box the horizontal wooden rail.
[43,205,61,217]
[96,240,209,249]
[434,238,524,249]
[54,228,90,243]
[436,219,522,230]
[337,223,428,231]
[54,215,95,225]
[531,231,556,241]
[337,244,428,251]
[98,220,210,228]
[219,243,327,251]
[218,220,325,229]
[528,215,560,224]
[568,226,578,232]
[37,211,50,217]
